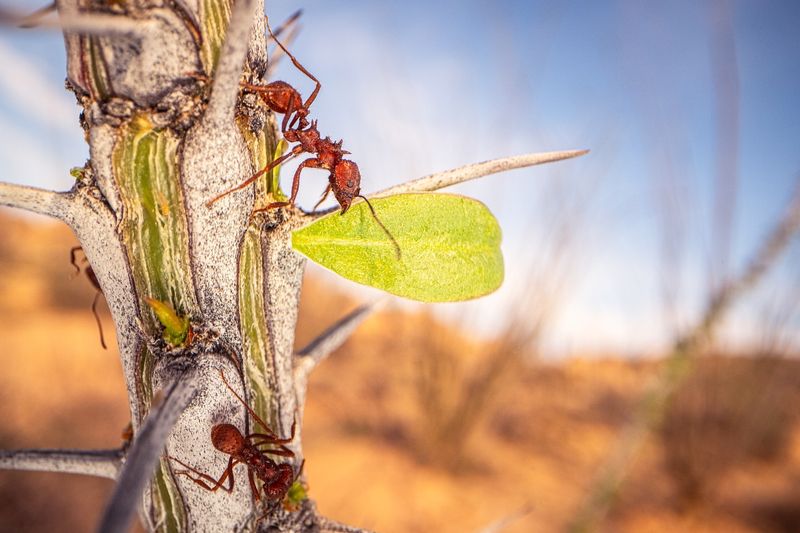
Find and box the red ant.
[168,370,299,504]
[205,17,400,258]
[70,246,107,350]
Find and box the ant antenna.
[357,195,401,260]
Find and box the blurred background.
[1,0,799,532]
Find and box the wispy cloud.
[0,113,76,190]
[0,37,78,133]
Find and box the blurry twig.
[375,150,589,196]
[318,517,377,533]
[474,505,533,533]
[294,299,385,409]
[265,10,303,76]
[204,0,257,127]
[0,448,123,479]
[308,150,590,219]
[0,2,55,28]
[98,366,198,533]
[709,0,740,286]
[0,4,155,36]
[568,178,800,533]
[295,299,384,371]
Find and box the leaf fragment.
[144,298,190,345]
[292,193,504,302]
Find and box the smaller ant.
[70,246,107,350]
[168,370,299,504]
[205,17,401,258]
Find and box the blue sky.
[0,1,798,355]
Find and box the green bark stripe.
[237,117,286,207]
[152,459,187,533]
[237,118,285,437]
[200,0,233,73]
[113,118,197,331]
[85,36,110,100]
[239,223,277,431]
[112,120,193,532]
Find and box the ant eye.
[347,180,354,188]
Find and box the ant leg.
[218,370,297,443]
[248,421,296,457]
[249,438,295,457]
[91,291,108,350]
[252,443,295,458]
[239,82,299,135]
[248,419,296,445]
[218,369,294,440]
[264,9,304,77]
[169,455,238,493]
[69,246,83,276]
[206,149,299,207]
[247,468,261,502]
[312,184,332,212]
[265,16,321,110]
[260,157,322,211]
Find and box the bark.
[54,0,314,530]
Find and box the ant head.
[263,464,295,500]
[332,160,361,213]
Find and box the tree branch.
[317,517,378,533]
[294,299,384,396]
[474,506,532,533]
[305,150,590,219]
[375,150,589,196]
[292,300,382,430]
[0,181,75,221]
[0,448,123,480]
[98,364,199,533]
[45,12,154,36]
[0,3,54,28]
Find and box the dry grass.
[659,355,800,507]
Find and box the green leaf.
[284,480,308,510]
[291,193,504,302]
[144,298,190,346]
[69,167,85,180]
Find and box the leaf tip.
[144,297,190,345]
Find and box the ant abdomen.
[211,423,245,455]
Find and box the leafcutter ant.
[205,17,401,258]
[70,246,107,350]
[168,369,299,504]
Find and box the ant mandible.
[168,369,299,503]
[70,246,107,350]
[205,17,400,258]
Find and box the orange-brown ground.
[1,211,798,532]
